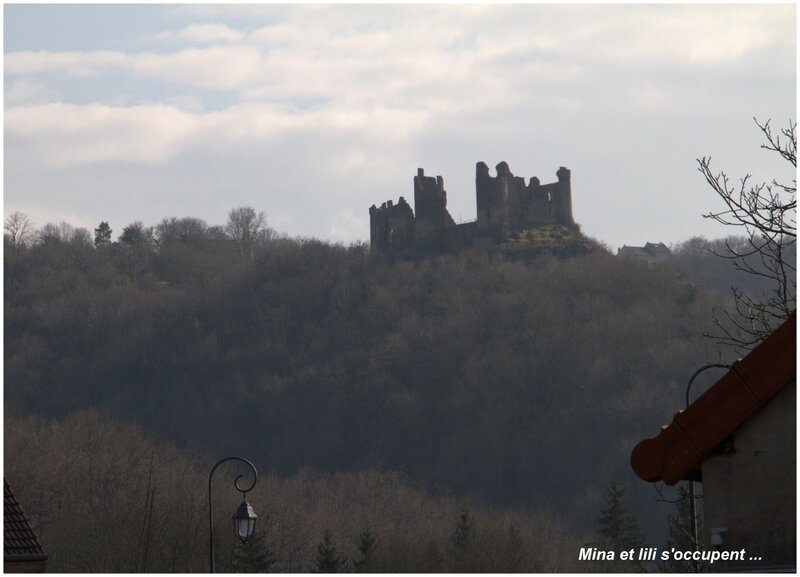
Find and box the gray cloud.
[4,5,796,248]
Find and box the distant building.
[369,162,588,258]
[4,479,48,573]
[616,242,671,266]
[631,312,796,571]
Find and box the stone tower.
[413,168,455,251]
[369,197,414,253]
[475,161,511,240]
[551,166,574,228]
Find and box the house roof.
[617,242,671,257]
[631,311,796,485]
[4,479,47,562]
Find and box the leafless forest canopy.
[4,220,785,572]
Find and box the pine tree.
[353,528,377,572]
[451,509,474,550]
[313,529,349,573]
[597,480,644,551]
[596,479,644,572]
[94,221,112,247]
[449,509,477,572]
[231,529,276,573]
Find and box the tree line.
[5,410,590,572]
[6,207,757,549]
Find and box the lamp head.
[232,498,257,542]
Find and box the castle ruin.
[369,161,584,256]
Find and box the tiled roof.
[631,311,796,485]
[4,479,47,561]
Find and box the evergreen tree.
[451,509,474,550]
[450,509,477,571]
[597,480,643,551]
[596,479,644,572]
[94,221,112,247]
[353,528,377,572]
[231,529,276,573]
[313,529,349,573]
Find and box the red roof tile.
[631,311,796,485]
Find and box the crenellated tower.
[475,162,515,240]
[369,161,578,255]
[369,196,415,253]
[414,168,455,250]
[552,166,574,227]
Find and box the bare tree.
[698,118,796,350]
[38,221,80,245]
[4,211,34,256]
[153,217,209,248]
[225,206,268,257]
[71,227,93,247]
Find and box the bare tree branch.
[4,211,34,257]
[698,118,796,352]
[225,206,269,258]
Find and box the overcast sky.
[4,4,796,250]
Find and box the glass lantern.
[232,499,258,542]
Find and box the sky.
[4,4,797,250]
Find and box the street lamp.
[208,456,258,573]
[684,363,729,572]
[233,498,258,541]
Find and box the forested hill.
[5,223,733,538]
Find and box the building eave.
[631,311,796,485]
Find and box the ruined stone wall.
[444,221,478,252]
[369,162,576,255]
[523,178,552,227]
[369,197,415,253]
[475,161,574,241]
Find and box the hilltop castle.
[369,161,585,257]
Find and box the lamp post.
[208,456,258,573]
[684,363,729,572]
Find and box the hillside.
[5,226,733,545]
